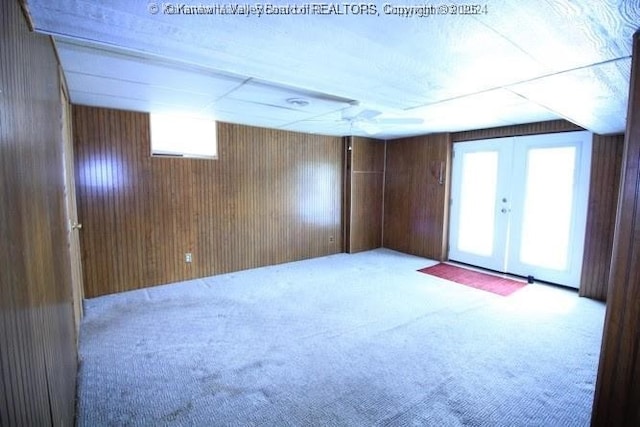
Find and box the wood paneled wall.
[383,133,451,260]
[579,134,624,301]
[592,30,640,426]
[452,119,583,142]
[345,137,385,253]
[73,107,344,297]
[0,1,77,425]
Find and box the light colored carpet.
[76,249,605,426]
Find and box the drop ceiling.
[25,0,639,138]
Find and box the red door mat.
[418,263,526,296]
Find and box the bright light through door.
[449,130,592,288]
[458,151,499,256]
[519,146,576,270]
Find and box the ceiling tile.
[475,0,638,71]
[65,72,216,113]
[68,91,157,114]
[223,80,352,115]
[56,40,244,99]
[408,89,560,133]
[25,0,637,137]
[207,98,316,124]
[280,120,354,137]
[508,58,631,134]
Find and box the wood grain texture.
[451,119,583,142]
[61,76,84,343]
[579,134,624,301]
[73,107,344,297]
[592,30,640,426]
[0,1,77,425]
[384,133,451,260]
[346,137,385,253]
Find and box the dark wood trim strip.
[452,120,583,142]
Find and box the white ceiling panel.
[56,40,244,98]
[408,89,559,133]
[67,91,161,114]
[206,97,324,126]
[475,0,637,71]
[224,81,352,115]
[508,58,631,134]
[65,72,218,112]
[26,0,638,138]
[280,120,355,137]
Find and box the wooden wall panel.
[452,119,583,142]
[0,1,77,425]
[73,107,344,297]
[592,30,640,426]
[384,133,451,260]
[61,76,85,343]
[579,134,624,301]
[346,137,385,253]
[352,136,386,172]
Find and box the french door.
[448,131,592,288]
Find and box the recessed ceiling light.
[286,98,310,107]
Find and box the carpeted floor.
[76,249,606,426]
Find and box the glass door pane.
[448,131,591,288]
[448,140,512,272]
[519,146,576,270]
[457,151,499,256]
[507,131,592,288]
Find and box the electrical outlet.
[185,253,192,263]
[329,235,335,243]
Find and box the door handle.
[71,222,83,230]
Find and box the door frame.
[448,137,515,271]
[506,131,592,287]
[448,130,592,288]
[60,73,84,343]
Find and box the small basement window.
[150,113,217,159]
